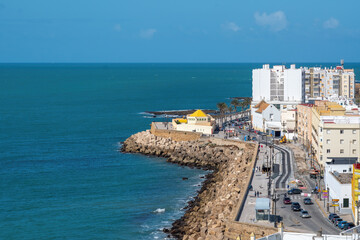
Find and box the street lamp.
[272,188,279,227]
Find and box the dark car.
[333,218,343,225]
[337,221,347,229]
[283,197,291,204]
[303,198,313,205]
[288,188,302,195]
[331,215,340,223]
[343,222,355,230]
[291,202,301,211]
[328,213,338,220]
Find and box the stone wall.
[122,130,275,239]
[150,122,202,141]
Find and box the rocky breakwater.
[122,130,257,240]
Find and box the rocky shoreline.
[121,130,258,240]
[145,109,217,117]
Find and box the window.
[350,167,352,172]
[320,155,323,161]
[353,140,357,144]
[326,139,330,144]
[353,149,357,154]
[343,170,347,173]
[320,127,323,132]
[353,130,357,134]
[340,130,344,134]
[340,139,344,144]
[343,198,349,208]
[327,130,331,134]
[340,149,344,154]
[327,149,331,153]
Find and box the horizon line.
[1,61,360,64]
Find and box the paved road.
[273,145,291,189]
[276,192,340,234]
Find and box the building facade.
[352,163,360,225]
[304,66,355,101]
[280,107,297,139]
[252,64,303,105]
[324,158,356,214]
[172,110,215,135]
[296,104,313,150]
[311,102,360,165]
[251,100,281,136]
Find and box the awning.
[255,198,270,210]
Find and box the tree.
[216,102,228,127]
[231,99,240,112]
[242,97,252,110]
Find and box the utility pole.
[274,188,278,228]
[268,142,273,197]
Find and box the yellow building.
[311,101,360,166]
[172,110,215,135]
[352,163,360,224]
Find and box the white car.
[300,210,311,218]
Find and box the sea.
[0,63,359,240]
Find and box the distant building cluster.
[251,61,360,224]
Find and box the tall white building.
[252,64,303,105]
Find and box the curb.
[315,198,328,218]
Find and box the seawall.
[122,130,276,239]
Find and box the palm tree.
[216,102,227,128]
[231,99,240,112]
[242,97,252,110]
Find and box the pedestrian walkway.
[239,145,273,225]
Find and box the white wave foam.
[154,208,165,213]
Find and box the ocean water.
[0,63,358,239]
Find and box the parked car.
[342,222,355,230]
[331,215,340,223]
[303,198,313,205]
[328,213,339,220]
[337,221,348,229]
[288,188,302,195]
[300,210,311,218]
[333,218,343,226]
[291,202,301,211]
[283,197,291,204]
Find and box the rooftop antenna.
[341,59,344,68]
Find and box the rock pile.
[122,130,256,240]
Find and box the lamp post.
[271,188,279,227]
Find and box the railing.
[340,224,360,235]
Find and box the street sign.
[331,204,339,207]
[332,199,339,202]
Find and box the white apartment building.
[251,62,356,107]
[252,64,303,105]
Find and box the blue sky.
[1,0,360,63]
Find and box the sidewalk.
[239,145,273,225]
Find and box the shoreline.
[143,109,217,117]
[121,130,276,239]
